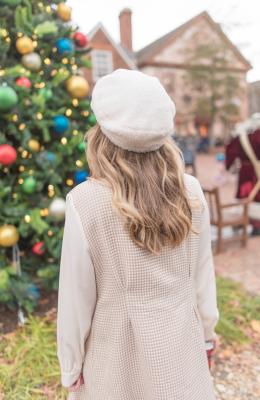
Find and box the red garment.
[225,129,260,203]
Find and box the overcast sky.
[68,0,260,82]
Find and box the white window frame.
[91,50,113,82]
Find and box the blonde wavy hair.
[86,125,192,255]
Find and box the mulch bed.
[0,290,57,334]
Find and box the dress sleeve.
[194,182,219,341]
[57,193,97,387]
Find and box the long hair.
[86,125,192,255]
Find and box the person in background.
[57,69,219,400]
[226,114,260,236]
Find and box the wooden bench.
[202,187,249,253]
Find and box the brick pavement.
[195,152,260,295]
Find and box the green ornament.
[0,86,18,111]
[88,113,96,127]
[39,87,53,101]
[77,142,86,152]
[22,176,36,194]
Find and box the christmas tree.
[0,0,95,314]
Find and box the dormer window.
[92,50,113,81]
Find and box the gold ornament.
[57,3,72,21]
[0,225,19,247]
[16,36,34,55]
[28,139,40,152]
[66,76,89,99]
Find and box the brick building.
[85,9,251,142]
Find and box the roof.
[136,11,251,70]
[87,22,136,70]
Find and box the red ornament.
[73,32,88,48]
[32,241,45,256]
[0,144,17,166]
[16,77,32,89]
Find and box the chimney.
[119,8,132,52]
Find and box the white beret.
[91,69,176,153]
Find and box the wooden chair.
[202,187,249,253]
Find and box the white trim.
[87,23,136,70]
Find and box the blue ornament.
[74,170,89,184]
[53,115,70,134]
[26,284,40,300]
[45,151,56,163]
[55,38,74,55]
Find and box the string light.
[70,57,75,64]
[19,165,25,172]
[18,178,24,184]
[24,215,31,223]
[44,58,51,65]
[12,193,17,199]
[46,5,51,12]
[65,109,72,116]
[5,37,11,43]
[61,137,67,145]
[18,146,23,152]
[81,111,89,117]
[17,32,23,38]
[72,129,79,136]
[40,208,49,217]
[39,70,44,76]
[72,99,79,107]
[48,230,53,236]
[76,160,83,167]
[12,114,18,122]
[66,179,74,186]
[48,184,55,198]
[19,123,26,130]
[36,112,43,120]
[52,47,57,53]
[29,169,34,175]
[0,70,5,76]
[51,69,57,76]
[38,2,43,8]
[34,82,45,88]
[32,40,38,48]
[72,65,78,71]
[3,168,8,173]
[62,58,69,64]
[21,150,29,158]
[1,29,8,38]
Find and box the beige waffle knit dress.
[57,174,219,400]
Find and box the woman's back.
[60,174,217,399]
[57,69,218,400]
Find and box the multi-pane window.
[92,50,113,81]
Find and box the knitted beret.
[91,69,176,153]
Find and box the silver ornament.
[22,52,42,71]
[49,197,66,220]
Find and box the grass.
[0,314,66,400]
[216,276,260,344]
[0,277,260,399]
